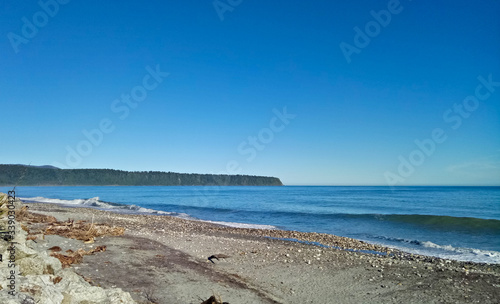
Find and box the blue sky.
[1,0,499,186]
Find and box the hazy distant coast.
[0,164,283,186]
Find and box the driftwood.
[207,254,231,264]
[15,207,125,242]
[45,219,125,242]
[48,246,62,252]
[200,295,229,304]
[16,206,57,223]
[50,246,107,268]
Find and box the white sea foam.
[21,196,104,206]
[21,196,175,215]
[377,240,500,264]
[21,196,276,230]
[202,220,277,230]
[420,241,500,263]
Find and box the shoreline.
[24,202,498,266]
[21,197,500,265]
[22,201,500,303]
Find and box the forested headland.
[0,165,283,186]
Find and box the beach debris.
[91,245,107,253]
[80,274,94,285]
[15,206,57,223]
[48,246,62,252]
[50,276,63,284]
[21,223,30,232]
[200,295,229,304]
[51,250,85,267]
[143,288,160,304]
[0,194,137,304]
[17,205,29,219]
[45,219,125,241]
[208,254,231,264]
[50,246,107,268]
[15,206,125,242]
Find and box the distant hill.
[0,164,283,186]
[13,164,60,169]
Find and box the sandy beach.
[19,202,500,303]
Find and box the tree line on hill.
[0,165,283,186]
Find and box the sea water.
[2,186,499,264]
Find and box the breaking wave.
[371,235,500,264]
[20,196,277,230]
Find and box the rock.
[18,275,65,304]
[18,256,46,275]
[42,253,63,275]
[0,195,138,304]
[1,243,38,261]
[0,238,11,253]
[105,288,136,304]
[17,249,62,276]
[60,284,108,304]
[0,293,36,304]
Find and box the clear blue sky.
[1,0,499,186]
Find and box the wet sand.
[24,202,500,304]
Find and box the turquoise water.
[2,186,499,263]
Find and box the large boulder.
[19,275,64,304]
[60,283,108,304]
[17,252,62,276]
[104,288,136,304]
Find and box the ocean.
[2,186,499,264]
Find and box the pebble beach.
[16,201,500,304]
